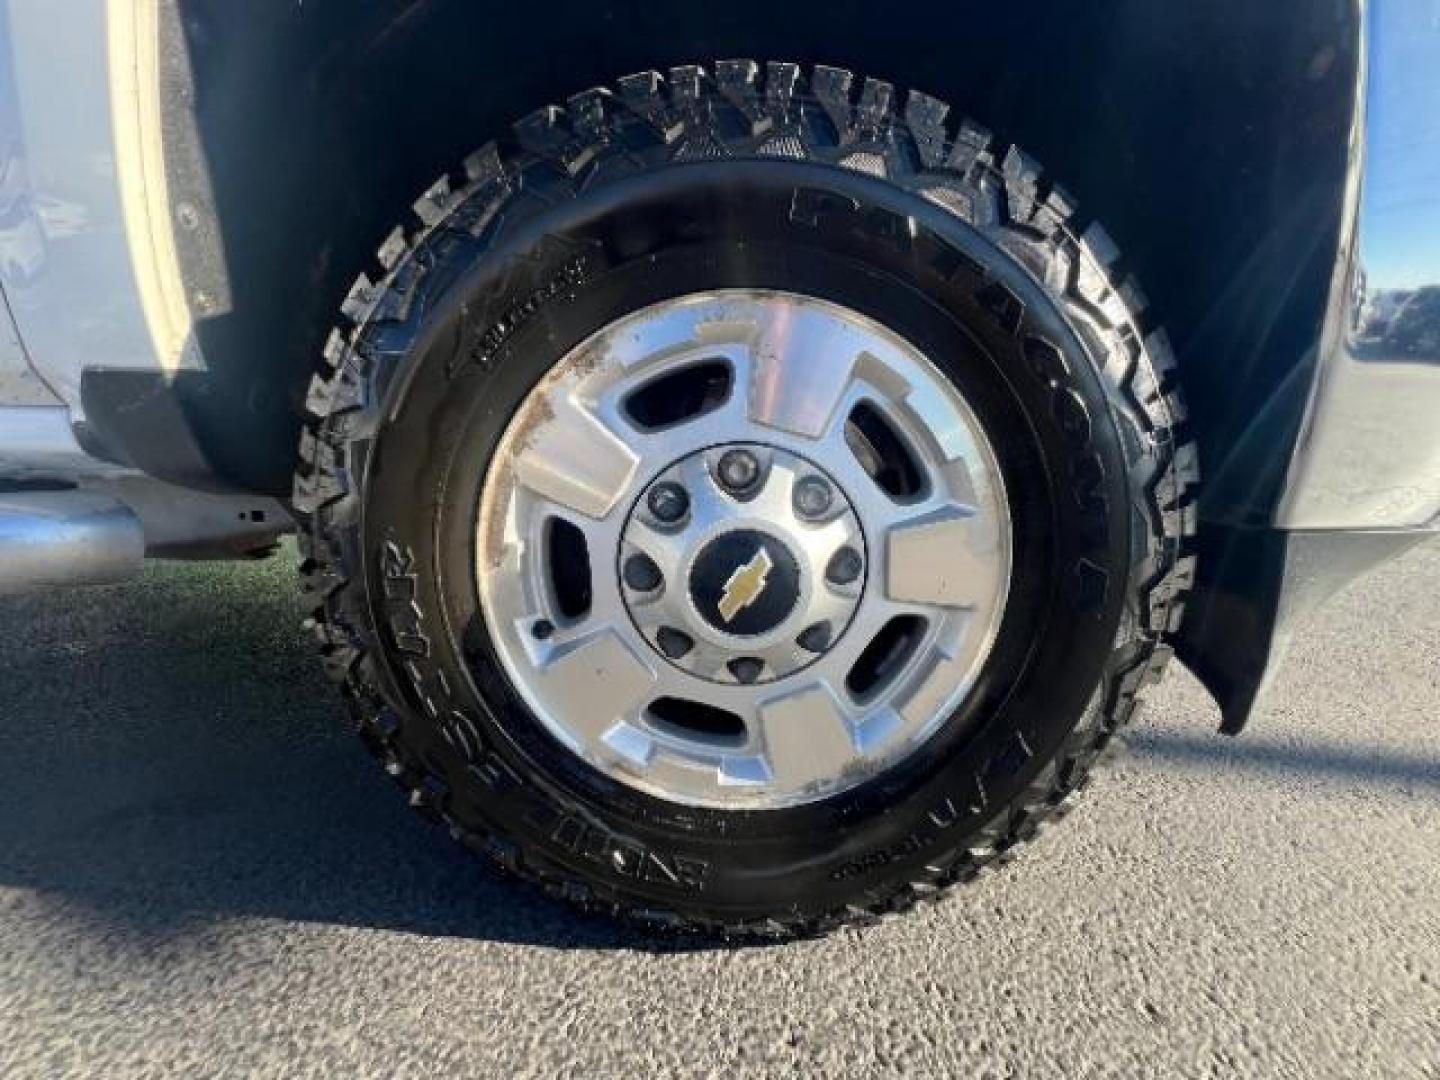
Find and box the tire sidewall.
[357,161,1133,918]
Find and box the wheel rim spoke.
[747,304,860,439]
[753,680,858,788]
[514,389,640,520]
[885,506,1003,610]
[536,627,657,743]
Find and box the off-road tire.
[295,60,1198,937]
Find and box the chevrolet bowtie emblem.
[717,548,774,623]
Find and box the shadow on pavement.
[1128,728,1440,793]
[0,556,734,953]
[2,556,1428,949]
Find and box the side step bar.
[0,492,145,595]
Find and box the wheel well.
[133,0,1357,524]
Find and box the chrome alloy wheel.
[475,291,1011,808]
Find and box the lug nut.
[655,627,694,659]
[796,621,832,653]
[716,448,760,492]
[825,545,863,586]
[623,553,663,592]
[793,476,834,519]
[646,481,689,523]
[532,619,554,640]
[727,656,764,684]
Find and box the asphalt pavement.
[0,540,1436,1078]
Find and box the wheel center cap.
[689,530,801,637]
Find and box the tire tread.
[295,60,1199,939]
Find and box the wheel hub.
[620,445,865,685]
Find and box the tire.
[295,61,1198,936]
